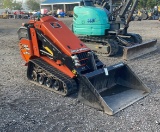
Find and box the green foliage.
[138,0,157,9]
[157,0,160,6]
[147,0,156,8]
[2,0,13,9]
[26,0,41,11]
[12,2,22,10]
[0,0,22,10]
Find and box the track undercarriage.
[27,58,77,96]
[78,33,157,60]
[78,36,119,56]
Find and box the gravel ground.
[0,18,160,132]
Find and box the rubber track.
[78,36,108,43]
[78,36,119,56]
[28,58,78,96]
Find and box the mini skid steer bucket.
[78,63,150,115]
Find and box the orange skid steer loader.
[18,16,150,115]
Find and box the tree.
[2,0,13,9]
[156,0,160,5]
[26,0,41,11]
[0,0,22,10]
[146,0,156,8]
[12,2,22,10]
[138,0,147,9]
[138,0,159,9]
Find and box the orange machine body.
[30,16,90,56]
[18,16,91,78]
